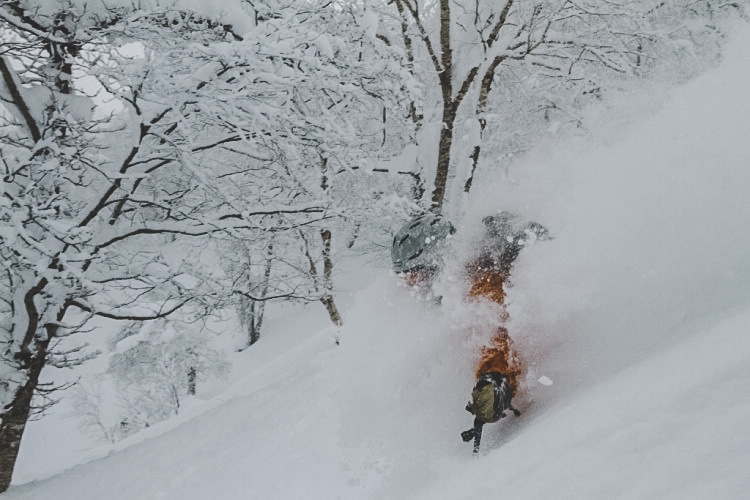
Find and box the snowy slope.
[6,20,750,500]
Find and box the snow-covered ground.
[6,20,750,500]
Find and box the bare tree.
[205,0,417,331]
[0,10,211,488]
[0,2,327,489]
[0,0,420,486]
[385,0,691,213]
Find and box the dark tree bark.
[0,338,49,492]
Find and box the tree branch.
[67,298,190,321]
[0,56,41,142]
[0,5,68,45]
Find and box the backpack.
[470,372,512,423]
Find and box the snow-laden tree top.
[8,0,256,34]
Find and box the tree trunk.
[237,239,273,351]
[464,56,504,195]
[320,295,342,327]
[247,301,262,347]
[187,367,197,396]
[0,339,49,493]
[431,103,456,213]
[319,229,342,327]
[244,298,266,348]
[430,0,454,214]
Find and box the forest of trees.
[0,0,742,491]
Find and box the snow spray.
[467,268,525,396]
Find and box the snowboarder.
[465,211,551,305]
[390,212,455,294]
[461,371,521,453]
[461,212,550,420]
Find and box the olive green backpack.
[471,383,497,423]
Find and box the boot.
[473,426,483,453]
